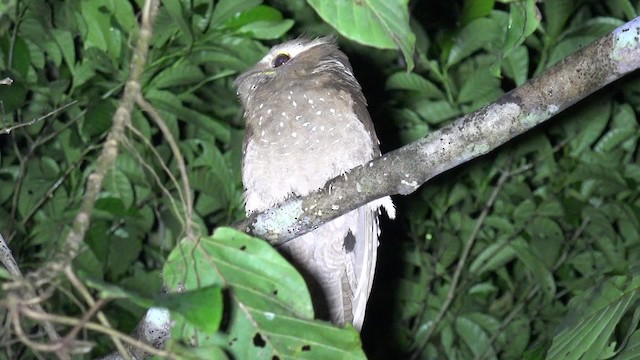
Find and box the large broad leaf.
[163,227,366,359]
[308,0,416,71]
[547,276,640,360]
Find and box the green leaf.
[157,286,224,333]
[80,0,123,59]
[548,36,599,67]
[163,0,193,45]
[547,288,639,360]
[457,68,500,104]
[0,70,27,113]
[567,100,612,156]
[106,232,143,279]
[104,169,134,209]
[455,316,498,359]
[461,0,495,25]
[447,17,500,67]
[513,199,535,226]
[83,275,153,307]
[72,60,97,90]
[414,100,460,124]
[469,239,516,275]
[537,200,565,218]
[528,216,563,269]
[612,103,638,129]
[544,0,575,41]
[483,215,515,234]
[595,127,636,153]
[503,0,540,53]
[503,316,531,358]
[502,45,529,86]
[1,36,31,78]
[51,29,76,71]
[386,71,444,99]
[164,228,366,359]
[25,39,45,69]
[308,0,416,71]
[211,0,262,28]
[111,0,136,31]
[615,330,640,360]
[562,17,624,40]
[222,5,284,29]
[84,100,116,137]
[146,89,231,144]
[236,19,295,40]
[509,237,556,300]
[148,59,205,89]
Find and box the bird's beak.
[236,68,275,88]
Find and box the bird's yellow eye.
[273,53,291,68]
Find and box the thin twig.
[10,299,174,358]
[136,95,197,240]
[63,267,130,360]
[0,100,78,135]
[3,0,161,358]
[124,124,186,231]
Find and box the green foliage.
[308,0,416,70]
[382,1,640,359]
[1,0,640,359]
[163,228,365,359]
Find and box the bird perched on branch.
[236,37,394,330]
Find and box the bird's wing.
[347,206,379,330]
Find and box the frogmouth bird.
[236,37,394,330]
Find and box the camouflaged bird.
[236,37,394,330]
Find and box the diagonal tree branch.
[235,17,640,246]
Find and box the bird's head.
[235,37,355,108]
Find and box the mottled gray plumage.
[236,37,394,330]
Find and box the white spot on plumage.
[296,115,302,120]
[279,122,283,127]
[267,109,272,114]
[330,108,335,113]
[308,99,313,104]
[302,122,310,126]
[320,98,325,102]
[281,112,286,117]
[316,111,322,115]
[291,132,297,137]
[259,103,264,109]
[293,100,297,107]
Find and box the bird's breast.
[242,85,374,213]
